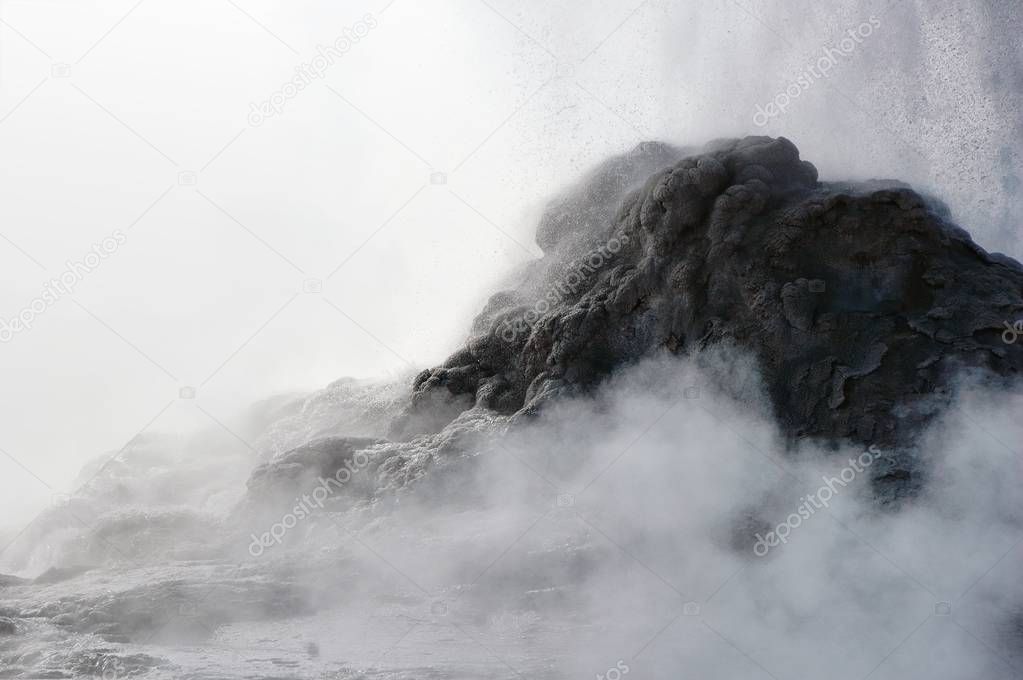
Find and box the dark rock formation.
[243,436,384,505]
[396,137,1023,470]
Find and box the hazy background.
[0,0,1020,536]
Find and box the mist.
[1,0,1021,678]
[4,354,1021,677]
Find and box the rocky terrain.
[3,137,1023,679]
[396,136,1023,497]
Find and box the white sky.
[0,0,1019,533]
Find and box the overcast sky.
[0,0,1019,534]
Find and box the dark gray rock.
[394,137,1023,491]
[243,436,385,508]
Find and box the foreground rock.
[397,137,1023,491]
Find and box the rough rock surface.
[237,409,508,514]
[246,436,384,491]
[396,137,1023,466]
[240,436,385,515]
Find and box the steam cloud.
[4,351,1020,678]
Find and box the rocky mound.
[396,137,1023,467]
